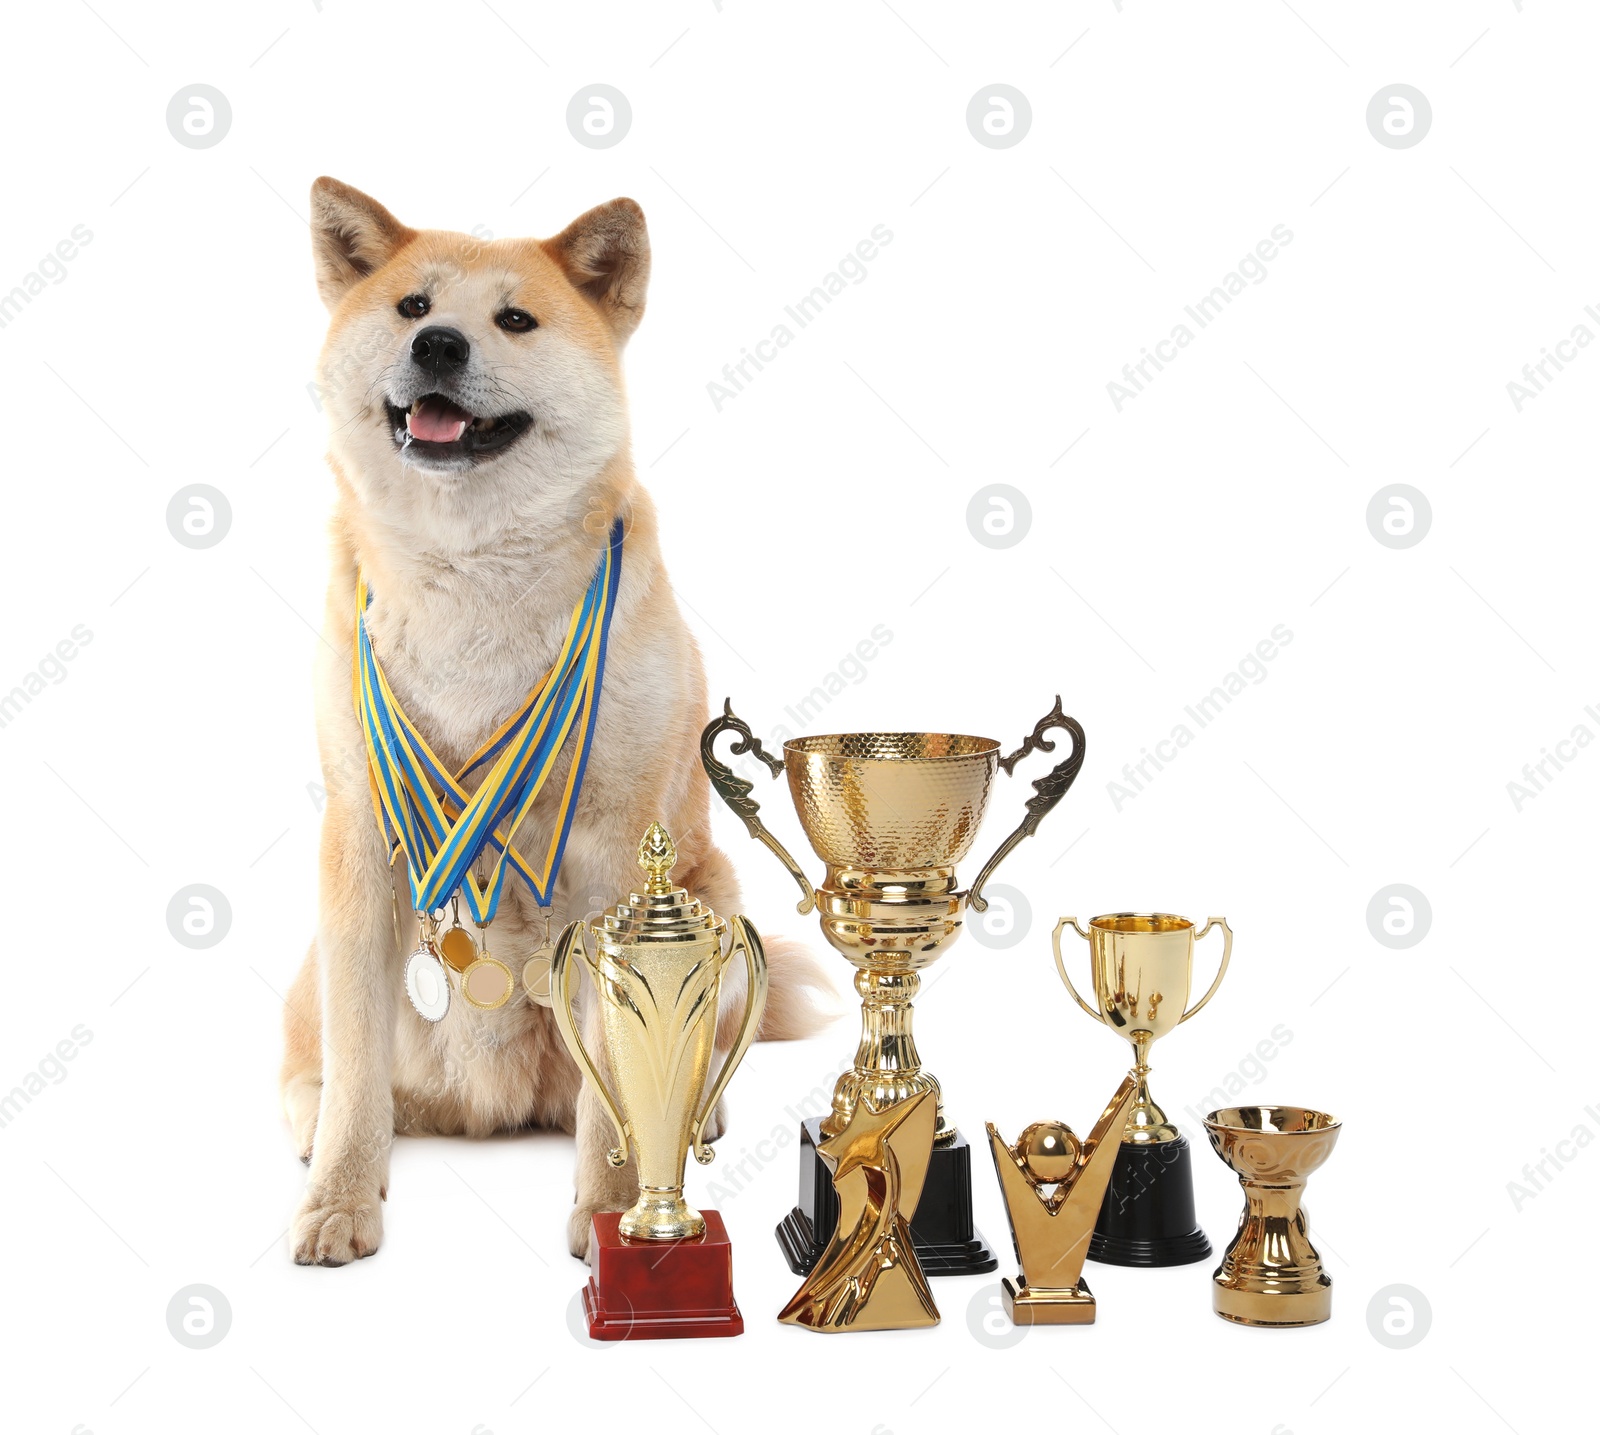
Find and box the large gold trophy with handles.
[549,823,767,1339]
[702,697,1086,1279]
[1052,911,1231,1266]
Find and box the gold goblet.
[1205,1105,1342,1327]
[701,697,1087,1277]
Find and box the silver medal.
[405,944,451,1022]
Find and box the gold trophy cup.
[702,697,1087,1278]
[1205,1105,1342,1327]
[549,824,767,1339]
[1053,912,1232,1266]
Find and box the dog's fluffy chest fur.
[360,542,601,769]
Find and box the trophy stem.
[1242,1180,1306,1220]
[619,1186,705,1244]
[1123,1036,1176,1143]
[1215,1175,1328,1325]
[821,968,951,1145]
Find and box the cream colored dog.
[281,178,827,1266]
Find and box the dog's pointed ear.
[310,177,415,311]
[544,198,650,346]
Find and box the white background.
[1,2,1593,1432]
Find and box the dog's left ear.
[544,198,651,346]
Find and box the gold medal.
[460,920,513,1010]
[462,956,514,1009]
[440,901,476,973]
[522,907,555,1007]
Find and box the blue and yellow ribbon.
[354,521,623,924]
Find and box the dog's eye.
[496,308,537,333]
[396,294,430,320]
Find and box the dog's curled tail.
[755,932,839,1041]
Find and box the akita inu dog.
[281,178,829,1266]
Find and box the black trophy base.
[1088,1133,1213,1268]
[777,1116,997,1277]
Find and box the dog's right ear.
[310,177,415,311]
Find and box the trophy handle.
[549,920,630,1168]
[1051,917,1101,1022]
[689,915,769,1165]
[699,699,816,915]
[968,697,1087,912]
[1180,917,1232,1023]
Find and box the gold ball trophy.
[1204,1105,1342,1326]
[701,697,1087,1300]
[985,1072,1139,1325]
[549,824,767,1340]
[1052,912,1232,1265]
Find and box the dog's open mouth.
[385,394,533,463]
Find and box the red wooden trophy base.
[582,1210,744,1341]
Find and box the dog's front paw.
[568,1203,604,1263]
[293,1185,383,1266]
[284,1079,320,1166]
[699,1097,728,1146]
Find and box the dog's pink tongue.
[407,396,472,443]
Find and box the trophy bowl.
[1205,1105,1343,1327]
[1206,1104,1342,1181]
[783,730,999,975]
[1054,912,1231,1142]
[784,731,998,871]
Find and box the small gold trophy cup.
[985,1073,1139,1325]
[702,697,1087,1279]
[1205,1105,1342,1327]
[549,824,767,1339]
[1053,912,1232,1265]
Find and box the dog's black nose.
[410,325,471,377]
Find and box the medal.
[404,915,451,1021]
[356,520,624,1025]
[461,925,514,1010]
[523,907,555,1007]
[439,899,477,973]
[405,946,451,1021]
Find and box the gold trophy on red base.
[549,824,767,1340]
